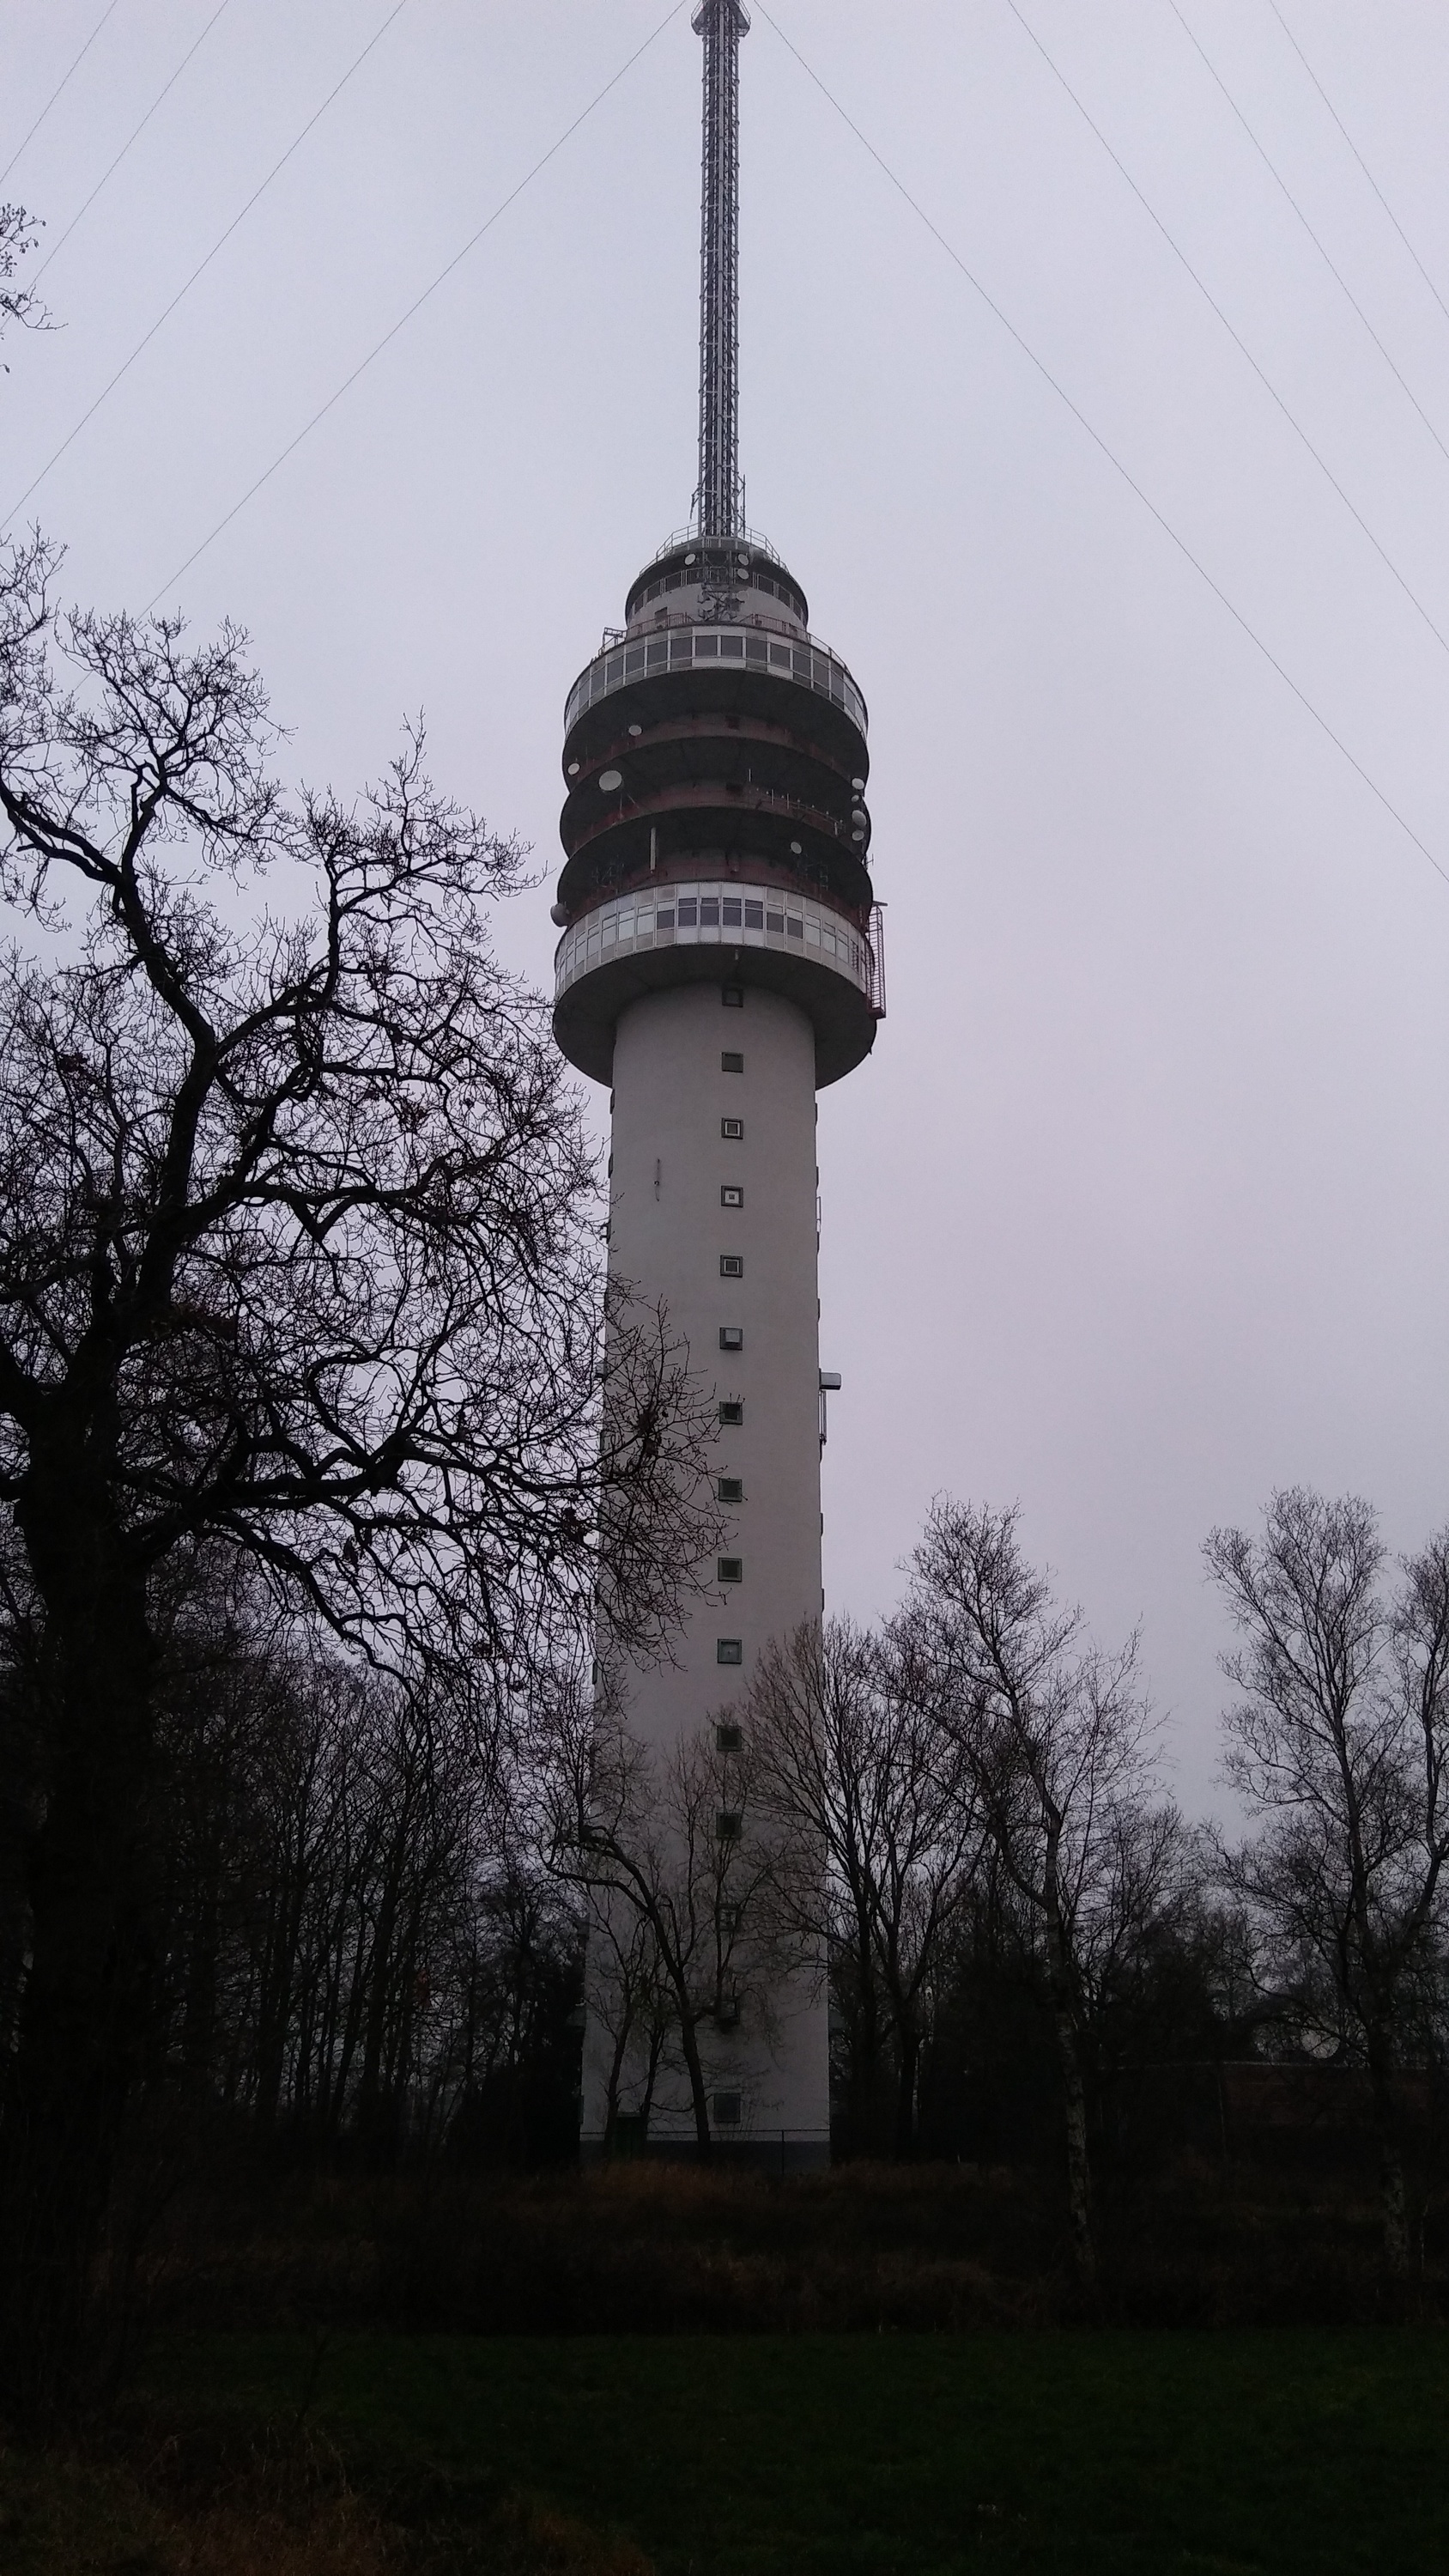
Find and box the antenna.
[693,0,749,538]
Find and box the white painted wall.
[582,977,830,2148]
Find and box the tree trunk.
[601,2004,632,2155]
[1366,2027,1412,2281]
[1,1455,159,2423]
[892,2020,920,2160]
[1053,2006,1095,2286]
[676,2006,712,2158]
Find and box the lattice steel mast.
[694,0,749,538]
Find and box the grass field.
[91,2325,1447,2575]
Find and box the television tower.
[554,0,882,2160]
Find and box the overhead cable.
[5,0,412,527]
[0,0,124,191]
[144,0,692,611]
[1265,0,1449,337]
[753,3,1449,895]
[1167,1,1449,477]
[1003,0,1449,661]
[31,0,234,288]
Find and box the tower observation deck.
[556,1,881,2164]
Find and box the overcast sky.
[6,1,1449,1814]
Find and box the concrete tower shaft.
[554,9,882,2161]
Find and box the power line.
[0,0,124,191]
[1167,0,1449,477]
[145,0,692,611]
[5,0,412,527]
[1003,0,1449,665]
[1265,0,1449,337]
[31,0,233,288]
[752,3,1449,896]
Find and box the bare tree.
[0,205,49,361]
[0,536,716,2415]
[1206,1489,1449,2279]
[906,1499,1163,2282]
[541,1674,791,2157]
[579,1894,671,2154]
[747,1617,982,2157]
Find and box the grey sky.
[5,2,1449,1814]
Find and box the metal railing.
[566,622,867,740]
[555,878,881,1016]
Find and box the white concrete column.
[583,976,829,2149]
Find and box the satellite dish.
[599,769,623,793]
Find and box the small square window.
[744,901,764,928]
[721,1117,743,1140]
[721,1051,743,1072]
[717,1639,743,1666]
[718,1401,743,1426]
[720,1254,743,1278]
[718,1325,743,1351]
[718,1557,743,1584]
[712,2091,743,2126]
[721,1184,743,1208]
[722,986,743,1007]
[717,1478,743,1503]
[716,1807,743,1838]
[715,1722,743,1754]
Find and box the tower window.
[717,1639,743,1666]
[719,1326,743,1351]
[718,1558,743,1584]
[718,1402,743,1426]
[712,2092,743,2125]
[766,911,784,934]
[722,986,743,1007]
[722,899,742,927]
[720,1255,743,1279]
[716,1722,743,1754]
[721,1118,743,1140]
[744,901,764,928]
[721,1184,743,1208]
[700,898,719,926]
[721,1051,743,1072]
[787,916,804,939]
[716,1808,743,1839]
[717,1478,743,1503]
[677,899,698,926]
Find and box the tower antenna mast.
[694,0,749,538]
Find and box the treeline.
[563,1493,1449,2282]
[3,1490,1441,2293]
[0,1563,584,2175]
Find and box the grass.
[111,2325,1449,2576]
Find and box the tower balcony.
[563,621,868,762]
[552,875,883,1087]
